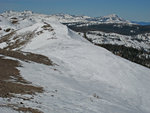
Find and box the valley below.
[0,11,150,113]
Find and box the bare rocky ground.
[0,22,55,112]
[0,49,53,113]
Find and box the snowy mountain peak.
[4,10,33,15]
[22,10,33,14]
[0,11,150,113]
[0,11,132,25]
[52,13,132,24]
[98,14,129,23]
[104,14,119,18]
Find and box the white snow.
[0,11,150,113]
[0,107,18,113]
[50,13,132,24]
[19,20,150,113]
[82,31,150,52]
[0,42,7,49]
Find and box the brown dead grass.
[0,55,44,112]
[11,20,18,24]
[0,31,53,65]
[42,22,54,31]
[0,81,43,98]
[0,31,35,50]
[4,32,34,50]
[15,107,43,113]
[36,31,43,35]
[0,56,43,98]
[0,48,54,113]
[0,49,53,65]
[0,56,22,81]
[0,31,15,43]
[0,104,43,113]
[0,23,54,51]
[0,22,55,113]
[11,18,18,24]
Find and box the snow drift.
[0,11,150,113]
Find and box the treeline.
[95,44,150,68]
[82,33,150,68]
[67,23,150,36]
[68,23,150,68]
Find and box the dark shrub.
[5,28,11,32]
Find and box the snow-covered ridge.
[0,11,150,113]
[0,11,134,36]
[0,10,132,24]
[51,13,132,24]
[0,11,133,38]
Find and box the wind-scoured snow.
[21,19,150,113]
[0,11,150,113]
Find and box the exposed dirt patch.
[0,23,55,112]
[42,22,54,31]
[15,107,43,113]
[4,28,11,32]
[10,17,18,24]
[0,48,53,113]
[0,55,44,112]
[0,31,35,50]
[0,56,22,82]
[0,81,43,98]
[0,49,53,65]
[0,31,15,43]
[0,23,55,51]
[0,56,43,98]
[11,20,18,24]
[36,30,43,35]
[0,104,43,113]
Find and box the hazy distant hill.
[132,21,150,25]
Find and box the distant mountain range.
[0,11,150,68]
[51,13,150,68]
[52,13,150,26]
[54,13,150,52]
[51,13,132,25]
[0,11,150,113]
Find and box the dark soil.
[16,107,43,113]
[0,48,52,112]
[0,104,43,113]
[0,49,53,65]
[0,56,43,98]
